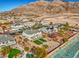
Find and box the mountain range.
[0,1,79,20]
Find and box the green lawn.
[33,38,47,45]
[33,40,43,45]
[39,38,46,42]
[8,48,21,58]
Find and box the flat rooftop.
[23,30,40,35]
[0,35,15,42]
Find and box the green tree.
[1,46,12,57]
[63,22,70,31]
[63,38,68,43]
[42,44,48,49]
[32,22,43,29]
[58,28,65,36]
[24,47,29,51]
[31,47,47,58]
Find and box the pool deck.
[46,32,79,58]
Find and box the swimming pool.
[73,50,79,58]
[50,34,79,58]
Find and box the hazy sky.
[0,0,79,12]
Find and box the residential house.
[0,35,16,47]
[49,33,64,44]
[22,30,42,40]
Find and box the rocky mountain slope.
[0,1,79,20]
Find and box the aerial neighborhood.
[0,0,79,58]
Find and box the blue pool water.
[75,53,79,58]
[73,50,79,58]
[50,35,79,58]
